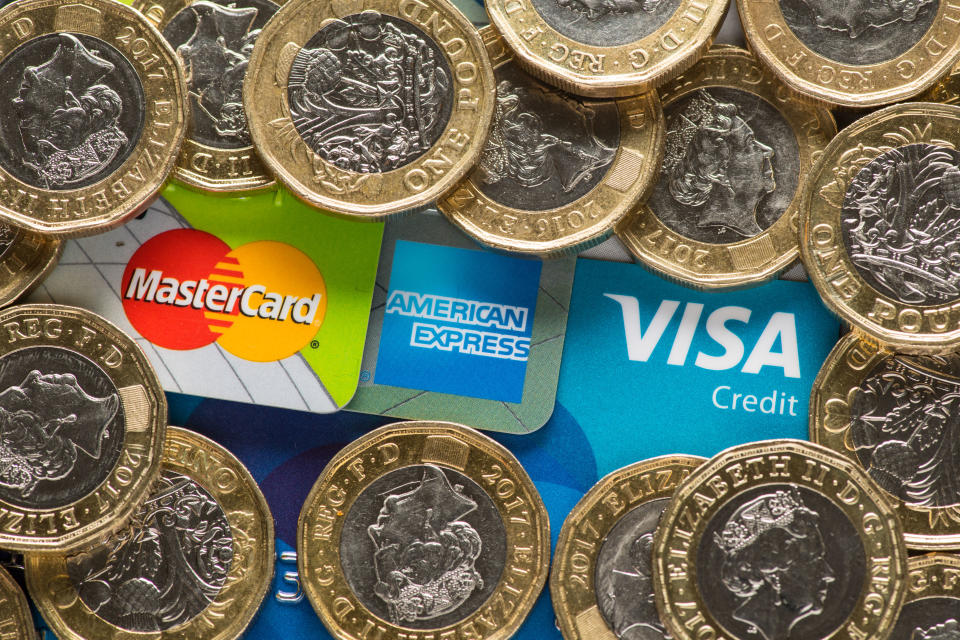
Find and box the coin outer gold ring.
[0,229,61,309]
[245,0,496,218]
[801,102,960,353]
[26,426,276,640]
[919,64,960,104]
[0,304,167,553]
[617,45,836,289]
[811,333,960,549]
[551,455,705,640]
[485,0,727,97]
[653,439,908,640]
[0,0,187,237]
[0,565,34,640]
[297,420,550,640]
[132,0,283,194]
[903,554,960,604]
[739,0,960,106]
[438,25,664,256]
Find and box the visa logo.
[605,294,801,379]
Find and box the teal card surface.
[563,258,841,475]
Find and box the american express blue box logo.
[374,240,542,402]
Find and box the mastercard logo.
[122,229,327,362]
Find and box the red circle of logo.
[122,229,237,350]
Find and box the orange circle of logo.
[123,232,327,362]
[212,241,327,362]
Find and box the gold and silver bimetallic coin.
[245,0,496,217]
[617,46,836,288]
[27,427,275,640]
[132,0,285,193]
[0,304,166,553]
[0,0,187,236]
[738,0,960,106]
[552,455,704,640]
[889,554,960,640]
[801,103,960,353]
[0,223,60,308]
[653,440,908,640]
[485,0,728,97]
[0,565,35,640]
[811,333,960,549]
[298,421,549,639]
[438,25,664,255]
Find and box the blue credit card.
[34,259,841,640]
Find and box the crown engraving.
[55,4,103,36]
[714,488,805,555]
[662,90,723,173]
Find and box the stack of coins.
[3,0,960,635]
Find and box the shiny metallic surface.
[649,87,798,244]
[0,32,145,190]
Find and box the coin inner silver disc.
[850,355,960,509]
[890,596,960,640]
[594,497,672,639]
[67,470,234,632]
[779,0,938,65]
[695,484,867,640]
[163,0,279,149]
[648,88,799,244]
[287,12,455,175]
[339,463,507,628]
[470,59,620,211]
[0,345,125,510]
[841,143,960,306]
[0,32,145,190]
[529,0,683,47]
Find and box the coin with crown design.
[244,0,496,217]
[132,0,286,193]
[617,46,835,288]
[485,0,727,98]
[801,102,960,353]
[0,565,34,640]
[0,0,187,236]
[552,455,704,640]
[738,0,960,106]
[0,304,166,553]
[298,420,549,640]
[27,426,274,640]
[437,25,664,256]
[889,554,960,640]
[811,333,960,549]
[653,439,908,640]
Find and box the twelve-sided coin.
[133,0,285,193]
[0,0,187,236]
[618,45,835,288]
[485,0,727,97]
[0,223,60,308]
[801,102,960,353]
[0,304,167,553]
[438,25,664,256]
[552,455,704,640]
[27,427,274,640]
[739,0,960,106]
[811,333,960,549]
[653,440,908,640]
[245,0,496,217]
[890,554,960,640]
[298,420,549,639]
[0,565,33,640]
